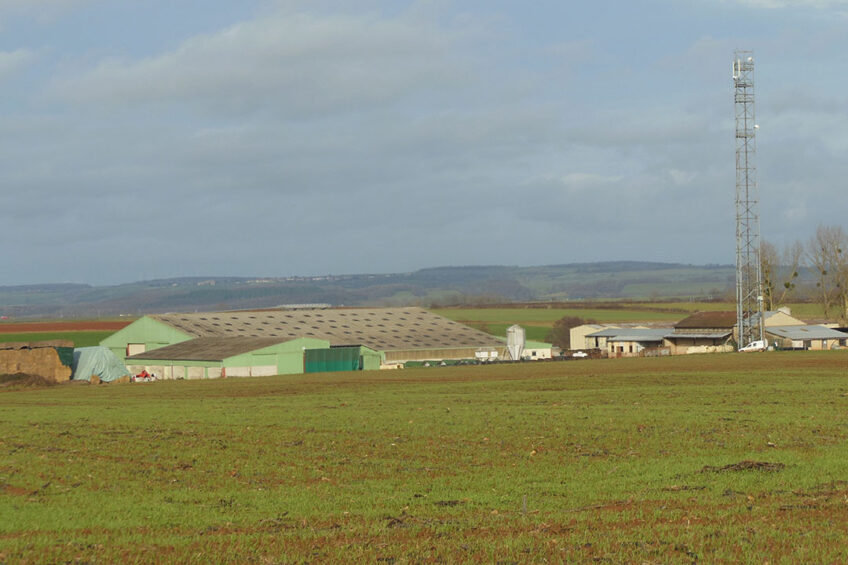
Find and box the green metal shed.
[124,336,330,379]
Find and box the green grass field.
[0,331,112,348]
[2,352,848,562]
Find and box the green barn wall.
[224,338,330,375]
[100,316,193,361]
[128,338,331,378]
[361,347,383,371]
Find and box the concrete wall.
[608,341,641,358]
[126,362,216,380]
[666,337,734,355]
[607,341,663,358]
[522,347,553,360]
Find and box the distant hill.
[0,262,736,319]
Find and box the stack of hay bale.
[0,340,74,382]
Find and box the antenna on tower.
[733,50,765,350]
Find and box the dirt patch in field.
[0,373,58,389]
[701,460,785,473]
[0,320,131,334]
[662,484,707,492]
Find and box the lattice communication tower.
[733,50,764,349]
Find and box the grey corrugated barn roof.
[149,307,502,352]
[127,336,299,362]
[766,325,848,340]
[668,331,732,339]
[606,329,669,343]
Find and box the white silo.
[507,324,526,361]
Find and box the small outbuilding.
[665,311,736,355]
[570,324,609,351]
[521,340,556,360]
[605,329,669,358]
[765,325,848,351]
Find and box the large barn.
[101,307,507,377]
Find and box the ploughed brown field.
[0,320,131,334]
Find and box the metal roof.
[674,311,737,330]
[150,307,503,352]
[586,327,631,337]
[128,336,298,361]
[587,327,670,339]
[606,329,670,343]
[667,331,732,340]
[765,325,848,340]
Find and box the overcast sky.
[2,0,846,285]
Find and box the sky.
[2,0,847,285]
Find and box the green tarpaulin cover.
[72,347,132,382]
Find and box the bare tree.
[778,240,804,306]
[761,239,804,311]
[806,225,848,322]
[760,240,779,311]
[546,316,597,350]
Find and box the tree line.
[761,224,848,323]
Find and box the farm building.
[522,340,556,360]
[101,307,506,377]
[578,324,655,351]
[124,336,382,378]
[604,329,669,358]
[765,325,848,351]
[570,324,610,351]
[495,336,556,360]
[126,336,331,379]
[751,308,806,328]
[665,311,735,355]
[665,309,809,354]
[580,309,825,357]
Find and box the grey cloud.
[5,2,848,284]
[0,48,35,81]
[0,0,90,9]
[51,11,470,117]
[565,109,719,151]
[720,0,848,8]
[0,0,96,26]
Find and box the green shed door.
[304,348,362,373]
